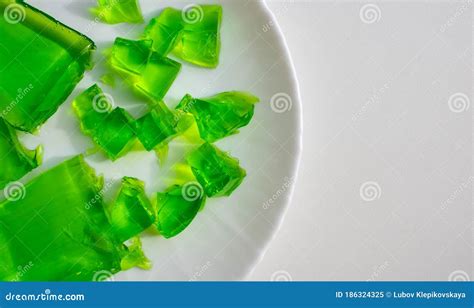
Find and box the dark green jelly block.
[0,118,42,189]
[156,184,206,238]
[108,177,155,243]
[176,92,259,143]
[0,0,95,132]
[0,156,125,281]
[186,143,246,198]
[135,101,178,151]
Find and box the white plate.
[20,0,302,280]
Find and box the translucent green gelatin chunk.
[91,0,144,24]
[0,118,42,189]
[109,38,181,101]
[0,0,95,132]
[72,84,136,161]
[143,5,222,68]
[135,101,178,151]
[0,156,126,281]
[186,143,246,198]
[156,184,206,238]
[176,92,259,143]
[108,177,155,243]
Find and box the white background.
[250,0,472,281]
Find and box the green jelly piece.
[186,143,246,197]
[143,5,222,68]
[156,184,206,238]
[108,177,155,243]
[91,0,144,24]
[176,92,259,143]
[109,38,181,101]
[120,237,151,270]
[143,8,184,56]
[0,156,126,281]
[0,0,95,132]
[72,84,136,161]
[135,101,178,151]
[0,118,42,189]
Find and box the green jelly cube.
[156,184,206,238]
[0,118,42,189]
[0,156,125,281]
[176,92,259,143]
[143,5,222,68]
[110,38,152,75]
[72,84,136,161]
[186,143,246,197]
[108,177,155,243]
[0,1,95,132]
[94,108,137,160]
[135,101,178,151]
[91,0,144,24]
[143,8,184,55]
[109,38,181,101]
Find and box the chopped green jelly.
[176,92,259,143]
[0,156,126,281]
[156,184,206,238]
[109,38,181,101]
[72,84,136,161]
[108,177,155,243]
[186,143,246,198]
[143,5,222,68]
[91,0,144,24]
[0,118,42,189]
[135,101,178,151]
[0,0,95,132]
